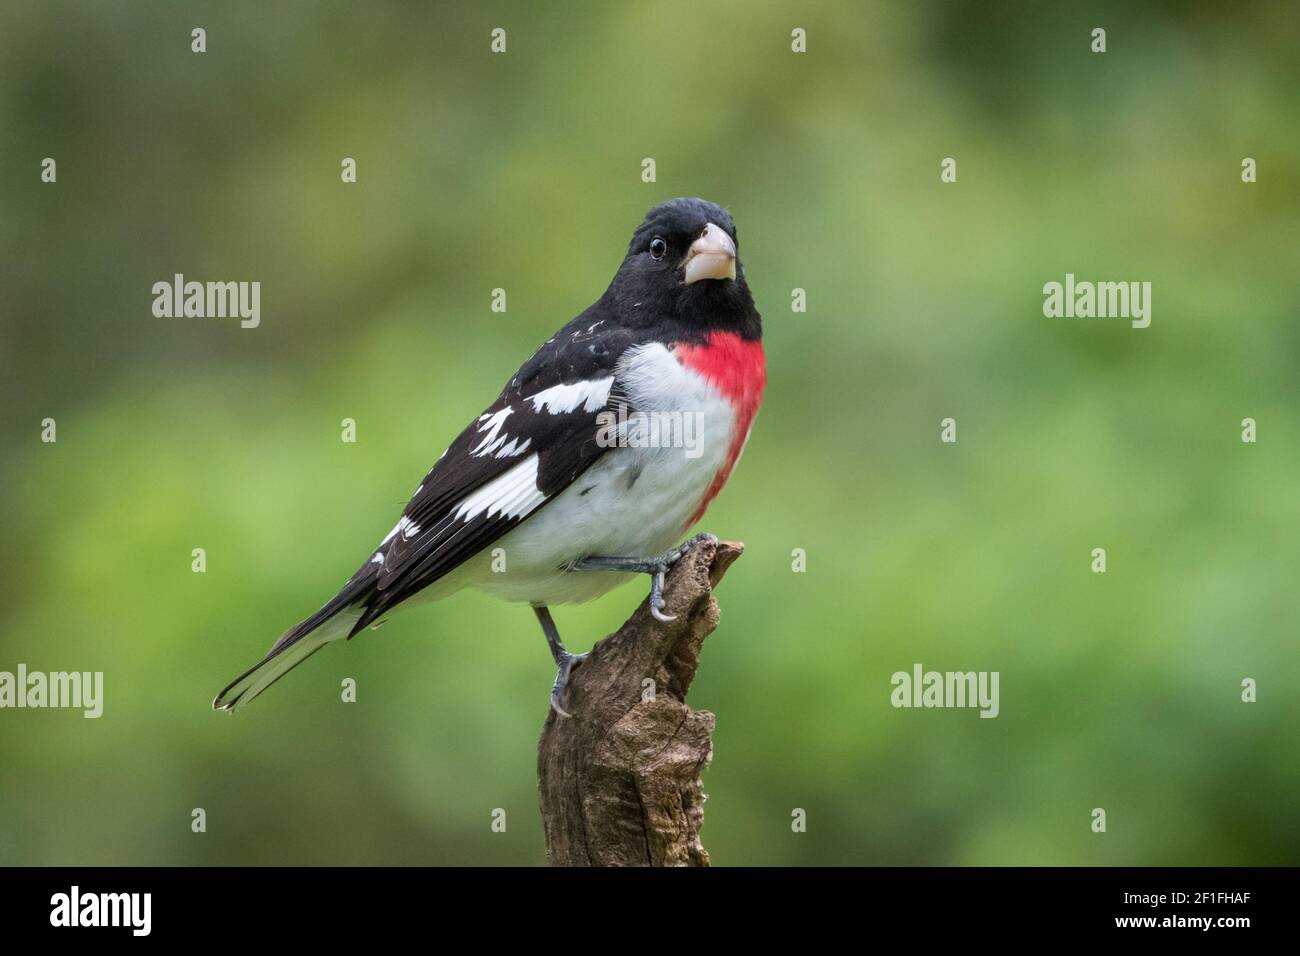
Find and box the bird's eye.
[649,237,667,260]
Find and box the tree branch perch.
[536,538,744,866]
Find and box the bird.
[213,197,765,716]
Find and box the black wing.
[341,314,640,632]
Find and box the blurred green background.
[2,1,1298,866]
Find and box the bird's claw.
[649,567,676,622]
[671,531,719,562]
[648,532,716,621]
[570,532,719,625]
[550,650,587,718]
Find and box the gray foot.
[549,649,588,718]
[534,605,588,717]
[572,532,718,623]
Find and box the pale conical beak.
[683,222,737,284]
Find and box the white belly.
[466,342,736,605]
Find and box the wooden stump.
[536,538,744,866]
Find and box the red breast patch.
[673,331,766,526]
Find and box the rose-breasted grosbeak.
[214,197,765,716]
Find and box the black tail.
[212,572,378,713]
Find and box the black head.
[607,197,761,341]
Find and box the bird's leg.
[571,532,718,623]
[534,605,586,718]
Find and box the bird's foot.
[535,605,590,718]
[573,532,718,623]
[550,650,588,718]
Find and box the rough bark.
[536,538,743,866]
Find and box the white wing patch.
[493,436,531,458]
[525,376,614,415]
[453,454,546,522]
[472,407,514,456]
[380,515,420,545]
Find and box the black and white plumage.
[214,198,765,713]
